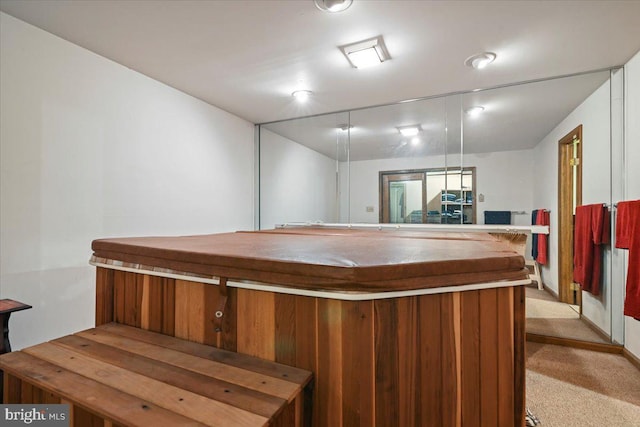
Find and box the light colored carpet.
[526,288,607,343]
[527,342,640,426]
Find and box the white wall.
[347,149,534,227]
[624,50,640,358]
[259,129,337,228]
[533,79,613,334]
[0,13,255,350]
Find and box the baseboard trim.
[579,314,613,343]
[623,348,640,371]
[542,283,559,299]
[526,333,624,354]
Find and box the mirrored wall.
[258,68,624,346]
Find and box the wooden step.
[0,323,312,427]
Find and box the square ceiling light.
[397,125,422,137]
[340,36,390,69]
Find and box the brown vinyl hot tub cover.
[91,228,529,292]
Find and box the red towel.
[615,200,640,319]
[573,204,610,296]
[535,210,549,265]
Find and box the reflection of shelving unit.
[441,190,474,224]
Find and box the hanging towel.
[536,210,550,265]
[485,211,511,225]
[573,204,610,296]
[532,210,539,260]
[615,200,640,319]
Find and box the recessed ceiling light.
[464,52,497,69]
[340,36,390,69]
[292,90,313,102]
[397,125,422,137]
[465,106,485,116]
[314,0,353,12]
[411,137,421,145]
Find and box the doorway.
[558,125,583,307]
[380,172,425,223]
[379,168,476,224]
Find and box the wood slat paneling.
[274,294,297,366]
[95,267,114,326]
[237,289,275,360]
[23,343,269,427]
[461,290,481,426]
[53,335,286,418]
[74,406,104,427]
[513,285,526,427]
[97,269,526,426]
[144,276,175,335]
[397,297,419,427]
[341,300,374,427]
[96,323,309,385]
[420,294,443,426]
[373,299,399,426]
[497,287,515,427]
[479,288,499,426]
[316,298,344,427]
[0,352,208,427]
[3,373,21,404]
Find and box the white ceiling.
[1,0,639,126]
[264,70,610,160]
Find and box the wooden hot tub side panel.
[96,267,525,427]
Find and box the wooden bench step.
[0,323,312,427]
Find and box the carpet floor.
[526,287,608,343]
[526,342,640,426]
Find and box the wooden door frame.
[379,167,478,224]
[379,171,425,223]
[558,125,582,305]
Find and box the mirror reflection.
[379,167,475,224]
[259,68,622,346]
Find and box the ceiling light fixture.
[464,52,497,70]
[314,0,353,13]
[465,106,485,116]
[411,137,421,145]
[397,125,422,137]
[340,36,390,69]
[292,90,313,102]
[338,124,354,132]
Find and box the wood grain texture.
[175,280,206,343]
[513,285,526,427]
[4,373,21,403]
[237,289,275,360]
[341,300,374,427]
[23,342,270,427]
[97,269,527,426]
[497,287,515,427]
[274,293,297,366]
[460,290,481,426]
[421,294,443,426]
[52,334,286,419]
[316,298,344,427]
[374,299,399,426]
[95,268,114,326]
[479,288,499,426]
[1,322,312,426]
[74,329,300,401]
[95,323,310,386]
[145,275,176,335]
[0,352,208,427]
[558,124,583,305]
[397,297,419,427]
